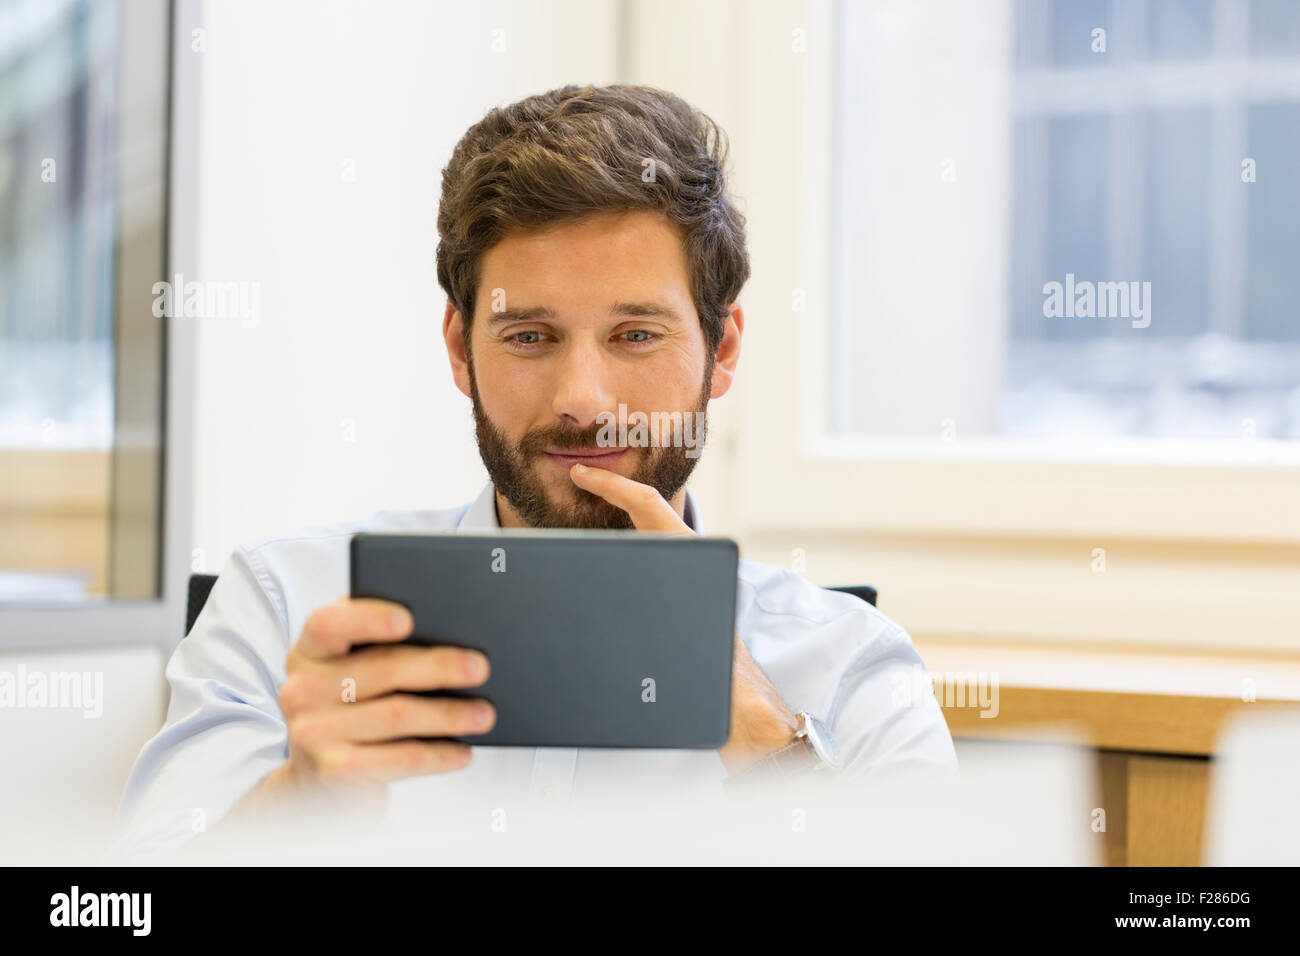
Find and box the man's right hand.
[234,596,495,817]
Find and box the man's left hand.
[568,463,799,772]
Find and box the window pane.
[833,0,1300,441]
[1243,102,1300,340]
[1250,0,1300,56]
[1041,114,1110,341]
[1142,107,1212,340]
[1050,0,1112,68]
[1148,0,1214,60]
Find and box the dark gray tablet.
[349,532,738,749]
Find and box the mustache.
[517,422,611,458]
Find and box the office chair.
[827,585,878,607]
[186,573,219,635]
[185,575,876,637]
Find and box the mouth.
[541,447,630,471]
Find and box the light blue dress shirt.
[113,483,957,857]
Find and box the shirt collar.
[456,482,704,534]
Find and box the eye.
[620,329,658,345]
[508,330,548,348]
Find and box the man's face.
[447,211,723,529]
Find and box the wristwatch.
[724,712,841,792]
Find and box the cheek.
[638,348,707,406]
[472,354,542,428]
[609,364,703,418]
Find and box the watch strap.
[723,717,825,795]
[751,736,818,775]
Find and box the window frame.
[0,0,198,651]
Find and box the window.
[831,0,1300,440]
[1005,0,1300,439]
[0,0,171,604]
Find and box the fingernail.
[572,463,588,474]
[391,609,412,634]
[475,702,495,729]
[464,652,489,680]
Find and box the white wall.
[190,0,622,569]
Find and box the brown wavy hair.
[435,84,750,356]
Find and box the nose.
[551,336,616,429]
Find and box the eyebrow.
[611,300,684,323]
[484,306,556,327]
[483,301,685,327]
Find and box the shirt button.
[539,786,557,803]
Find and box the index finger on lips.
[298,597,414,660]
[567,464,693,535]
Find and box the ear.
[443,301,473,399]
[708,302,744,399]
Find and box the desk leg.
[1099,751,1129,866]
[1125,754,1210,867]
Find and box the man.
[114,84,956,857]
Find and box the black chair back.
[186,573,219,635]
[828,585,878,607]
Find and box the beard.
[467,357,712,530]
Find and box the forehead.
[475,210,693,318]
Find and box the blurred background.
[1,0,1298,865]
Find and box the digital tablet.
[349,532,738,748]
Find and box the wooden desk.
[915,639,1300,866]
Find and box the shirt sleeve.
[107,545,292,861]
[735,565,959,782]
[828,618,960,779]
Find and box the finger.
[296,693,496,745]
[318,740,475,785]
[298,598,414,660]
[567,463,693,534]
[331,645,490,700]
